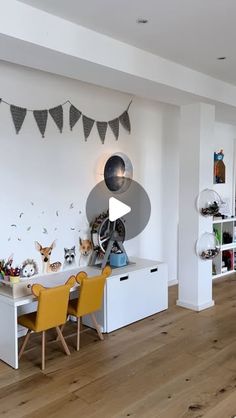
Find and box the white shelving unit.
[212,217,236,279]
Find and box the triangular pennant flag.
[49,105,63,133]
[82,115,95,141]
[119,110,131,133]
[108,118,119,140]
[69,104,81,131]
[33,110,48,138]
[10,105,27,134]
[96,121,108,144]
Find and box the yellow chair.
[18,277,76,370]
[66,266,111,351]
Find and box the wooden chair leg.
[19,329,31,359]
[56,327,70,356]
[56,322,66,342]
[60,323,66,334]
[42,331,46,371]
[91,313,104,341]
[77,317,80,351]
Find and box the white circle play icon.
[109,197,131,222]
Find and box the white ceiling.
[19,0,236,85]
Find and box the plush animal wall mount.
[79,238,93,267]
[20,259,38,280]
[35,240,62,274]
[63,246,76,270]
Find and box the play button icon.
[86,178,151,241]
[109,197,131,222]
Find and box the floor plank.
[1,275,236,417]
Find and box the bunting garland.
[10,105,27,134]
[69,104,81,131]
[33,110,48,138]
[49,105,63,133]
[119,110,131,133]
[108,118,119,140]
[1,98,132,143]
[82,115,95,141]
[96,121,108,144]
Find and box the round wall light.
[104,153,133,194]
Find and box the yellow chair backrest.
[75,266,111,317]
[32,277,75,332]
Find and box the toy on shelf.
[214,149,225,184]
[90,211,128,268]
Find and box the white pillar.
[177,103,215,311]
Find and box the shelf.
[221,242,236,251]
[212,270,236,280]
[213,217,236,224]
[212,217,236,278]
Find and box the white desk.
[0,265,96,369]
[0,258,168,369]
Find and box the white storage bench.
[83,257,168,333]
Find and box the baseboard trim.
[176,299,215,312]
[168,279,178,287]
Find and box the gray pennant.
[10,105,27,134]
[70,104,81,131]
[33,110,48,138]
[96,121,107,144]
[49,105,63,133]
[108,118,119,140]
[82,115,95,141]
[119,110,131,133]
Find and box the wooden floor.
[1,277,236,418]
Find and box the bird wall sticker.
[5,200,84,262]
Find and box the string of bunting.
[0,98,132,143]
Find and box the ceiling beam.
[1,0,236,122]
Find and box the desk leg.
[0,300,18,369]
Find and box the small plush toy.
[20,259,38,280]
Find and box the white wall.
[161,107,180,284]
[0,60,179,280]
[1,60,235,284]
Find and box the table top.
[0,257,161,307]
